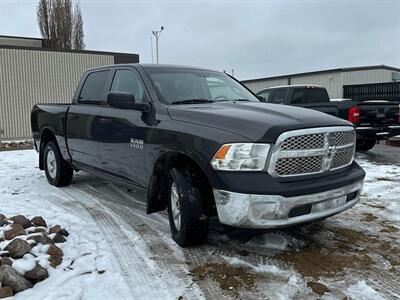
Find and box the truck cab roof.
[85,63,219,73]
[259,84,324,91]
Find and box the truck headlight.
[211,143,270,171]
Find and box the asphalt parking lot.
[364,142,400,165]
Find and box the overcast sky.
[1,0,399,80]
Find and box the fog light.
[312,196,346,212]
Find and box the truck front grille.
[269,127,356,177]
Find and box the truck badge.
[130,138,144,150]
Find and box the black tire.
[167,167,209,247]
[356,139,376,151]
[43,141,73,187]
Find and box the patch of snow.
[223,255,287,275]
[1,149,203,299]
[356,157,400,222]
[222,255,304,299]
[345,281,385,300]
[246,232,290,250]
[12,257,37,274]
[1,150,132,299]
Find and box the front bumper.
[356,125,400,140]
[213,180,363,228]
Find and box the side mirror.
[107,92,151,112]
[257,95,266,102]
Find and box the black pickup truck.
[256,85,400,151]
[32,64,365,247]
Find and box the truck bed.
[31,103,70,160]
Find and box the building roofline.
[242,65,400,83]
[0,44,139,58]
[0,34,44,41]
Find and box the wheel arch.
[147,151,215,215]
[39,127,58,170]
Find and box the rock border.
[0,214,69,298]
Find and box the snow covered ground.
[1,149,399,299]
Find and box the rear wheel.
[167,167,209,247]
[356,139,376,151]
[43,141,73,186]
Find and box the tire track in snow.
[82,183,206,300]
[52,187,172,299]
[367,273,400,299]
[83,183,269,299]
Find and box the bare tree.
[72,1,85,50]
[37,0,85,50]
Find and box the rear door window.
[257,90,271,101]
[292,88,330,104]
[79,71,109,103]
[270,89,287,104]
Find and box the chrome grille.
[280,134,324,150]
[330,147,355,169]
[275,156,323,176]
[334,131,355,146]
[268,127,355,177]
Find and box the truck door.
[97,67,151,189]
[66,70,110,169]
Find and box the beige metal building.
[242,65,400,99]
[0,35,139,140]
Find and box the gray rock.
[0,257,12,266]
[59,228,69,237]
[53,234,66,243]
[47,245,63,257]
[32,227,47,234]
[0,265,33,293]
[0,286,13,298]
[4,224,25,240]
[49,225,61,235]
[30,216,47,228]
[49,255,62,268]
[11,215,31,229]
[4,239,31,259]
[27,233,53,245]
[24,263,49,283]
[0,214,7,227]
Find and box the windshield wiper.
[170,99,215,105]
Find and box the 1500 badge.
[130,138,144,150]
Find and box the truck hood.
[168,101,352,142]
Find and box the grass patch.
[362,212,378,222]
[380,225,399,233]
[307,281,330,296]
[191,262,263,294]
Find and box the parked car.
[31,65,365,247]
[256,85,400,151]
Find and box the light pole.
[152,26,164,64]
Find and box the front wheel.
[167,168,209,247]
[356,139,376,151]
[43,141,73,187]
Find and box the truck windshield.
[291,87,330,104]
[144,67,259,105]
